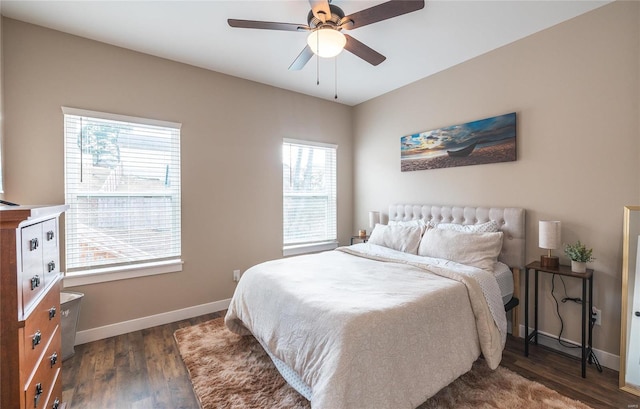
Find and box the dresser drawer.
[22,284,61,375]
[21,222,46,310]
[43,369,63,409]
[41,218,60,278]
[24,326,61,409]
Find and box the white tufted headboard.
[388,204,526,269]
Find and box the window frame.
[282,138,338,257]
[62,107,182,286]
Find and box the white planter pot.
[571,260,587,273]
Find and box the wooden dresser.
[1,205,68,409]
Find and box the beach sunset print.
[400,112,516,172]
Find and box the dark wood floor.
[62,312,224,409]
[501,335,639,409]
[62,312,640,409]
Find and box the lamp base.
[540,255,559,269]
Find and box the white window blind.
[63,107,181,274]
[283,139,337,252]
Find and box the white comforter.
[225,243,507,409]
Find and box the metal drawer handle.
[30,238,39,251]
[49,307,56,320]
[32,330,42,349]
[34,382,43,407]
[47,261,56,272]
[46,230,55,241]
[50,352,58,368]
[30,275,41,291]
[52,398,60,409]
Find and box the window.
[282,139,337,256]
[63,107,181,284]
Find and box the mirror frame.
[620,206,640,396]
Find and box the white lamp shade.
[307,28,346,58]
[368,211,380,229]
[539,220,561,250]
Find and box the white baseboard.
[74,298,231,346]
[518,324,619,371]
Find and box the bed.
[225,204,525,409]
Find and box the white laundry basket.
[60,291,84,361]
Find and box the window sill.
[63,259,183,287]
[283,241,338,257]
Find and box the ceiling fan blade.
[289,45,315,71]
[309,0,331,23]
[228,19,309,32]
[341,0,425,30]
[343,34,386,66]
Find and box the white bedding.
[225,243,507,409]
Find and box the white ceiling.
[1,0,610,106]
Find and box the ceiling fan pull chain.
[316,31,320,85]
[334,56,338,100]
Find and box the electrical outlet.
[592,307,601,326]
[233,269,241,282]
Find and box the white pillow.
[418,228,503,271]
[436,220,499,234]
[387,219,428,234]
[368,223,423,254]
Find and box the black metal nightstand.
[524,261,601,378]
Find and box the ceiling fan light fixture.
[307,28,346,58]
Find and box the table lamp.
[539,220,561,268]
[367,211,380,236]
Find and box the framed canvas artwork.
[401,112,516,172]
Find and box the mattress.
[494,261,515,305]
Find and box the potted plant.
[564,241,594,273]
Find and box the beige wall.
[2,18,353,332]
[353,0,640,357]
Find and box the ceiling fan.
[228,0,425,71]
